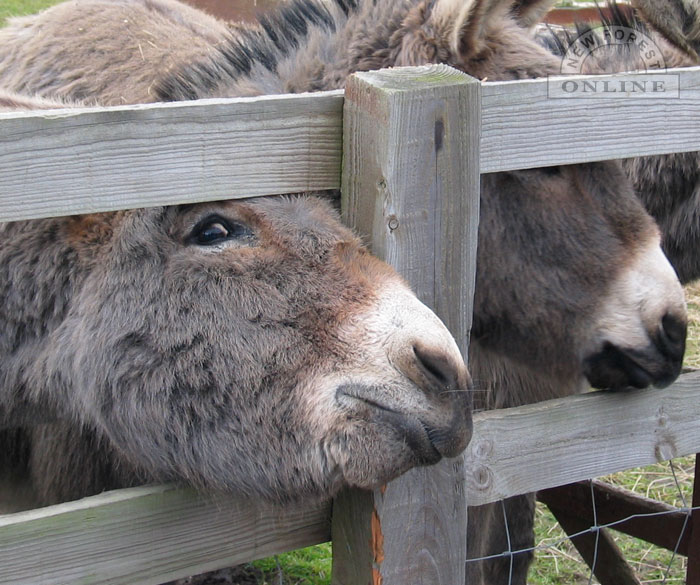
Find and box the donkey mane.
[542,1,643,52]
[565,1,641,45]
[156,0,355,100]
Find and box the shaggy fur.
[0,0,233,105]
[0,90,75,110]
[0,1,692,583]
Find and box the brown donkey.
[0,91,474,502]
[0,1,690,583]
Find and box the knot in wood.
[473,465,492,490]
[472,439,493,459]
[387,216,399,231]
[656,406,667,426]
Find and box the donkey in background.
[0,0,692,583]
[621,0,700,285]
[0,0,235,105]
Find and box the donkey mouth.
[335,385,467,464]
[584,341,683,390]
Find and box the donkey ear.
[511,0,556,28]
[633,0,700,59]
[430,0,511,57]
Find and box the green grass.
[251,544,332,585]
[0,0,63,26]
[530,458,694,584]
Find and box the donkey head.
[2,194,472,501]
[399,0,687,392]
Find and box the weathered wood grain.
[480,66,700,172]
[466,371,700,506]
[6,68,700,221]
[0,484,330,585]
[0,91,343,222]
[334,64,480,585]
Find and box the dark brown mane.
[156,0,356,100]
[538,1,654,70]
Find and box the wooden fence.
[3,64,700,584]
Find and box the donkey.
[0,92,478,505]
[616,0,700,286]
[0,1,690,583]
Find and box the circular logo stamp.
[560,24,667,75]
[547,24,678,99]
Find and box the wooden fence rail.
[3,64,700,585]
[465,371,700,507]
[5,66,700,222]
[0,486,330,585]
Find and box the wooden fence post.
[332,64,481,585]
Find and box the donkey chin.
[324,391,473,492]
[335,380,473,465]
[584,240,687,390]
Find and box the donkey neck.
[256,0,421,94]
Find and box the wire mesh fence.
[465,457,697,585]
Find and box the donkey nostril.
[413,343,460,391]
[662,312,687,346]
[656,312,687,365]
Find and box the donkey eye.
[189,216,253,246]
[197,222,229,244]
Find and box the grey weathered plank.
[333,64,480,585]
[466,371,700,506]
[0,484,330,585]
[0,91,343,222]
[4,67,700,221]
[480,66,700,172]
[5,68,700,222]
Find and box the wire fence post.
[332,64,481,584]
